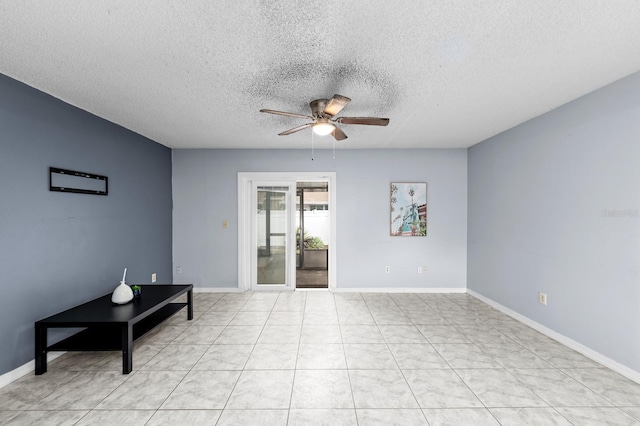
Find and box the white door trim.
[238,172,337,291]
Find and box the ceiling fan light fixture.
[312,121,335,136]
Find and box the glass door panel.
[253,182,295,290]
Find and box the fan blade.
[278,123,313,135]
[335,117,390,126]
[332,126,348,141]
[323,95,351,116]
[260,109,314,120]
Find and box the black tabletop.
[36,284,192,326]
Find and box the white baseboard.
[332,287,467,293]
[193,287,246,293]
[0,352,65,389]
[467,289,640,385]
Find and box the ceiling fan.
[260,94,389,141]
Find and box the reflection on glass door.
[256,186,290,287]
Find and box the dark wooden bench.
[35,284,193,375]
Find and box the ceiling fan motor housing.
[310,99,331,118]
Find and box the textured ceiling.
[2,1,640,149]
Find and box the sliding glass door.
[238,172,336,291]
[252,181,295,290]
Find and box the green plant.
[296,227,325,249]
[307,236,325,249]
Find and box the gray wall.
[173,149,467,289]
[0,74,173,375]
[468,72,640,372]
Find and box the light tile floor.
[1,291,640,425]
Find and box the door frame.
[238,172,337,291]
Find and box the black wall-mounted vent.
[49,167,108,195]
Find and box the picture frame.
[390,182,427,236]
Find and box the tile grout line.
[216,292,274,417]
[143,293,225,425]
[286,290,307,425]
[435,296,535,420]
[380,297,431,423]
[441,295,580,424]
[335,293,360,424]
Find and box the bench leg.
[187,288,193,320]
[122,324,133,374]
[35,325,47,375]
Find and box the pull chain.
[333,137,336,160]
[311,131,315,161]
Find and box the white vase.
[111,281,133,304]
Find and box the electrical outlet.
[384,266,390,273]
[176,266,182,274]
[539,292,547,305]
[417,266,423,274]
[151,273,157,283]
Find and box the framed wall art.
[390,182,427,236]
